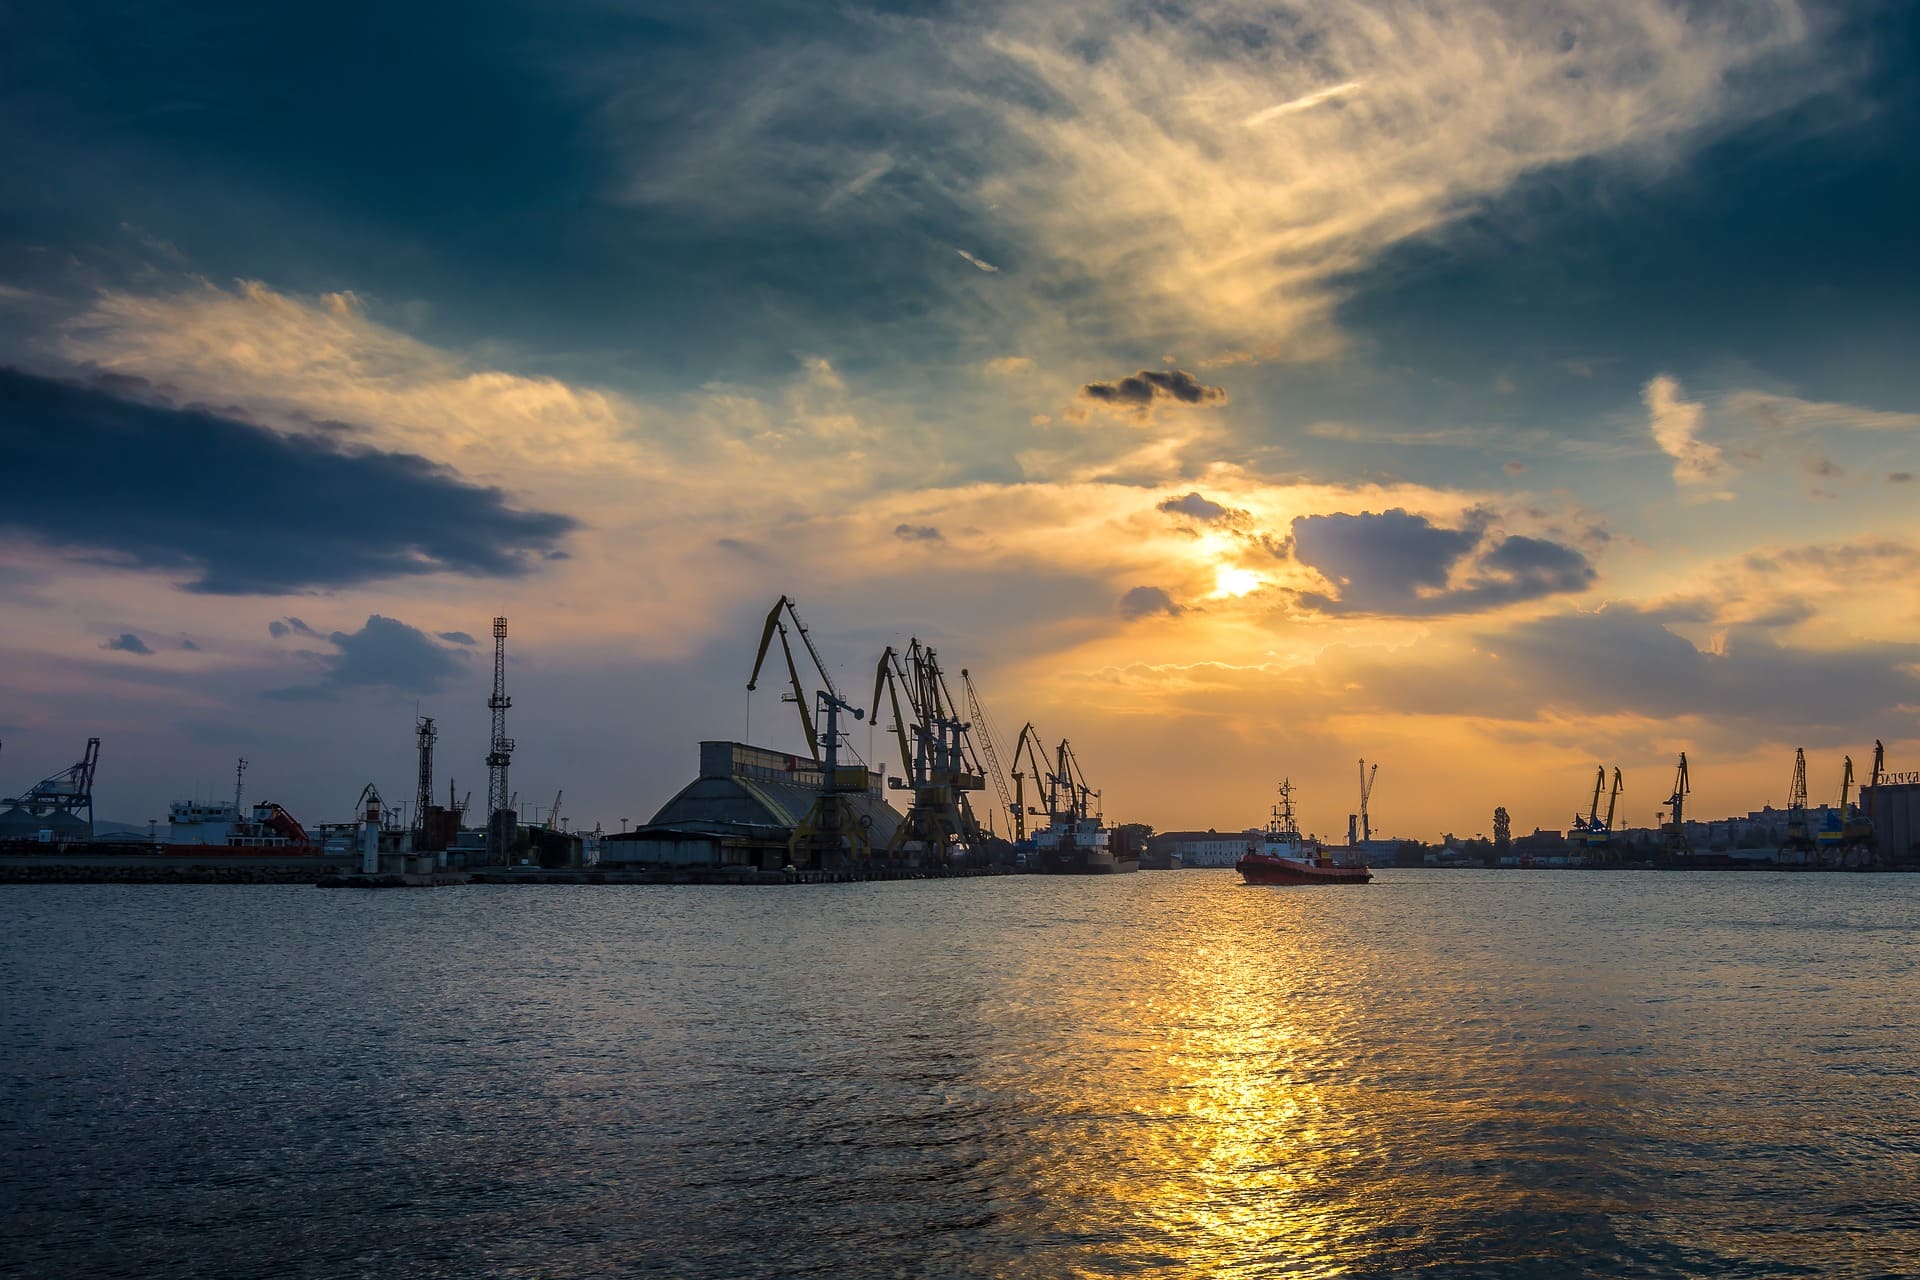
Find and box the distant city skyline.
[2,1,1917,839]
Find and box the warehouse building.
[601,741,905,871]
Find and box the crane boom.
[1358,759,1378,843]
[747,596,860,763]
[1602,767,1623,832]
[962,669,1015,831]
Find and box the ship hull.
[1036,848,1139,874]
[1236,853,1371,885]
[161,844,322,858]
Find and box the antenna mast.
[486,617,515,861]
[414,715,437,834]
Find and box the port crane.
[870,640,987,865]
[1784,748,1814,854]
[2,737,101,837]
[1356,758,1378,844]
[747,594,871,868]
[1660,752,1691,857]
[1578,766,1623,861]
[1817,755,1876,858]
[1009,722,1053,843]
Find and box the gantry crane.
[1660,752,1691,856]
[747,594,871,868]
[2,737,101,837]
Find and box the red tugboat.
[1236,779,1372,885]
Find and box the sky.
[2,0,1917,842]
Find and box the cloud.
[1643,374,1727,490]
[1156,492,1241,524]
[1119,585,1183,619]
[179,638,200,651]
[619,1,1838,358]
[102,632,152,655]
[0,367,576,595]
[268,616,319,639]
[893,523,944,542]
[955,248,1000,273]
[1488,606,1920,733]
[1722,390,1920,435]
[983,356,1034,376]
[1077,369,1227,417]
[268,615,468,700]
[1890,472,1913,484]
[62,281,655,482]
[1290,508,1595,616]
[437,630,478,646]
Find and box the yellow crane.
[746,594,870,868]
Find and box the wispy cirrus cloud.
[614,1,1838,361]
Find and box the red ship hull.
[1236,852,1372,885]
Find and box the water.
[2,871,1916,1279]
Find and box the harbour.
[4,596,1916,886]
[4,870,1916,1279]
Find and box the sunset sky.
[3,1,1916,841]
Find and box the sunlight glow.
[1215,567,1262,597]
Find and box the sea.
[2,870,1916,1279]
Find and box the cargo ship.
[162,760,319,856]
[1236,780,1371,885]
[1028,737,1137,874]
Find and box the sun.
[1214,566,1262,598]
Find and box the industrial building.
[601,741,905,872]
[1862,780,1920,866]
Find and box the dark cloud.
[1078,369,1227,416]
[893,524,943,542]
[267,614,468,700]
[1157,492,1236,522]
[102,632,152,655]
[0,368,575,595]
[179,637,200,651]
[1491,606,1920,733]
[437,630,477,646]
[1291,508,1595,616]
[1890,472,1913,484]
[268,615,320,639]
[1118,585,1183,619]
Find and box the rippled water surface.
[3,871,1917,1278]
